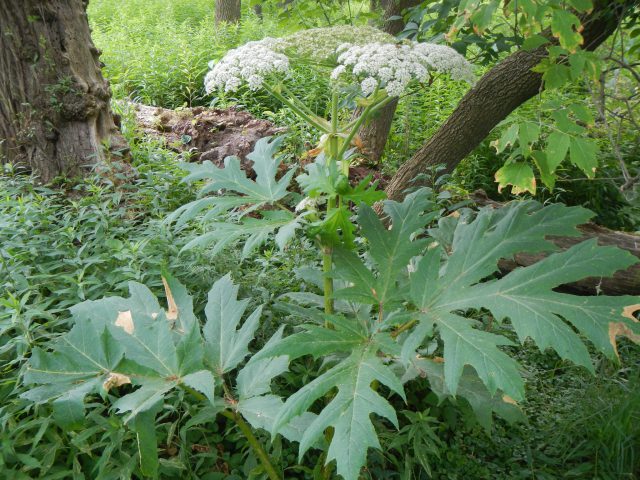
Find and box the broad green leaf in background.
[494,162,536,195]
[403,358,525,431]
[569,136,598,177]
[551,10,583,52]
[544,131,570,173]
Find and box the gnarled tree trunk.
[0,0,125,183]
[216,0,242,24]
[384,0,635,202]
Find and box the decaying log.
[471,190,640,296]
[131,103,284,168]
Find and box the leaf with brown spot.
[115,310,134,334]
[622,304,640,322]
[103,372,132,391]
[162,277,179,321]
[608,321,640,358]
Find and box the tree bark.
[384,0,636,202]
[471,191,640,296]
[215,0,242,24]
[0,0,125,183]
[357,0,421,165]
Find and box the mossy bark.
[0,0,125,183]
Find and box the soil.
[131,103,285,170]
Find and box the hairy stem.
[181,385,280,480]
[263,83,329,132]
[220,410,282,480]
[322,245,334,317]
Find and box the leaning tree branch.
[383,0,639,202]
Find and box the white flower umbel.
[279,25,395,62]
[413,43,476,84]
[332,41,474,98]
[204,38,289,93]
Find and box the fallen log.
[471,190,640,296]
[130,103,285,168]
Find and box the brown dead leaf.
[306,147,323,158]
[103,372,131,391]
[162,276,179,321]
[352,135,364,151]
[622,304,640,322]
[608,321,640,358]
[115,310,134,334]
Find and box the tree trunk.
[471,191,640,296]
[215,0,241,24]
[384,0,635,202]
[357,0,421,165]
[0,0,125,183]
[381,0,420,36]
[253,1,263,19]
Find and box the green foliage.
[20,274,309,477]
[5,2,640,478]
[254,188,639,479]
[169,136,302,257]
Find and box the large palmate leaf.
[180,136,295,211]
[172,136,303,256]
[273,345,405,480]
[406,201,639,401]
[22,274,284,478]
[269,191,639,480]
[332,189,439,307]
[23,280,210,422]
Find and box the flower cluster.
[204,38,289,93]
[279,25,394,62]
[332,41,474,97]
[204,32,474,99]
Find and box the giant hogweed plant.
[21,28,640,480]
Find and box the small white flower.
[330,65,346,80]
[360,77,378,97]
[332,41,474,98]
[295,197,317,212]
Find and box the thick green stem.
[322,245,334,317]
[337,95,396,160]
[221,410,282,480]
[263,83,329,132]
[181,385,280,480]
